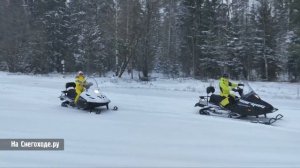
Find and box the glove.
[238,83,244,87]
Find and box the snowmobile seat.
[209,94,224,105]
[66,82,76,89]
[63,82,77,99]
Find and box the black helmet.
[222,73,229,78]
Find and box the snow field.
[0,72,300,167]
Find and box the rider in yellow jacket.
[75,71,87,104]
[219,74,238,108]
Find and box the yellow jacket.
[219,77,237,97]
[75,75,86,93]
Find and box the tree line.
[0,0,299,81]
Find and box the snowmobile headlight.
[94,90,100,94]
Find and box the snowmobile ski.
[250,114,284,125]
[198,108,284,125]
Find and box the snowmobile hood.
[239,91,275,114]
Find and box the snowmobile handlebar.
[232,88,239,92]
[232,86,244,97]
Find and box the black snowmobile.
[194,84,283,125]
[59,78,118,114]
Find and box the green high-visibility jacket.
[219,77,238,97]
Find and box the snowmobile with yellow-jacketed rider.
[59,78,118,114]
[194,84,283,125]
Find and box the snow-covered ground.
[1,72,300,167]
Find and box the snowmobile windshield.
[241,81,253,93]
[85,77,100,91]
[238,81,262,100]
